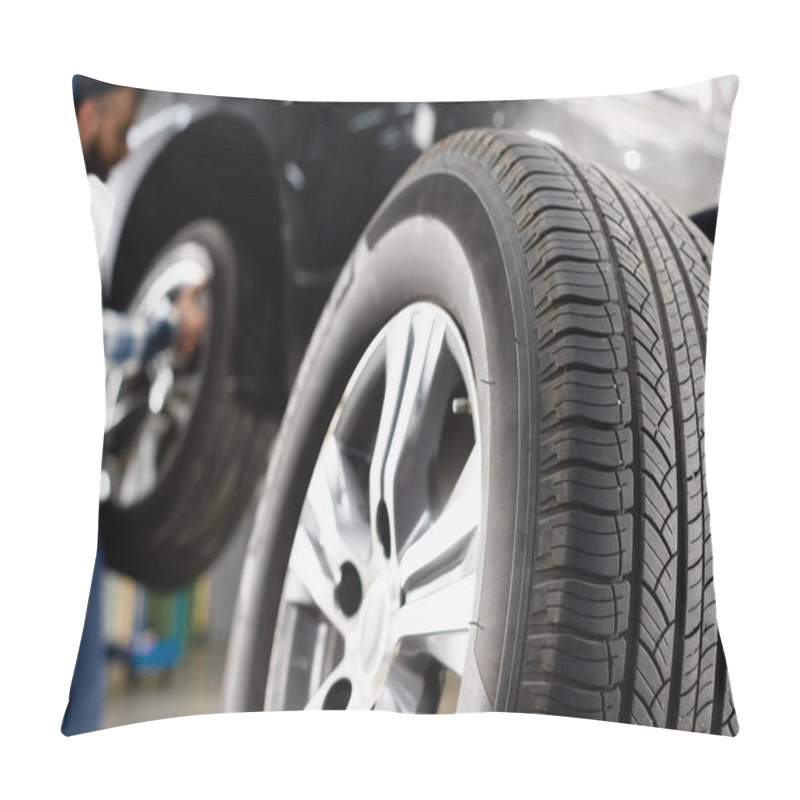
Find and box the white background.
[2,1,797,796]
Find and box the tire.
[100,219,278,591]
[224,130,737,733]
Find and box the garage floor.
[103,637,227,729]
[102,501,252,731]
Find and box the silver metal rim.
[266,302,482,712]
[101,242,213,507]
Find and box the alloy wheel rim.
[101,242,213,507]
[266,302,482,712]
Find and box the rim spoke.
[384,313,447,478]
[398,445,480,590]
[370,308,456,549]
[392,571,476,644]
[306,439,370,567]
[368,312,413,527]
[104,366,125,432]
[383,314,448,495]
[285,438,370,631]
[118,414,166,504]
[285,524,348,633]
[413,631,470,676]
[381,656,430,713]
[373,689,401,712]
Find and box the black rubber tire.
[224,130,737,734]
[100,219,277,591]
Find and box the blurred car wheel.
[100,219,277,591]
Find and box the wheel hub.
[356,578,395,675]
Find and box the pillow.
[64,75,738,735]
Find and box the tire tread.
[424,130,734,732]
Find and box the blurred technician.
[63,77,205,734]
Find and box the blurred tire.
[101,219,277,591]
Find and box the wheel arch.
[689,205,718,244]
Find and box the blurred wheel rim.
[102,241,213,507]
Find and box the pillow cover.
[64,75,738,735]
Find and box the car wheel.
[100,219,277,591]
[224,130,737,732]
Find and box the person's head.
[73,76,140,181]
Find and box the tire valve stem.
[452,397,471,415]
